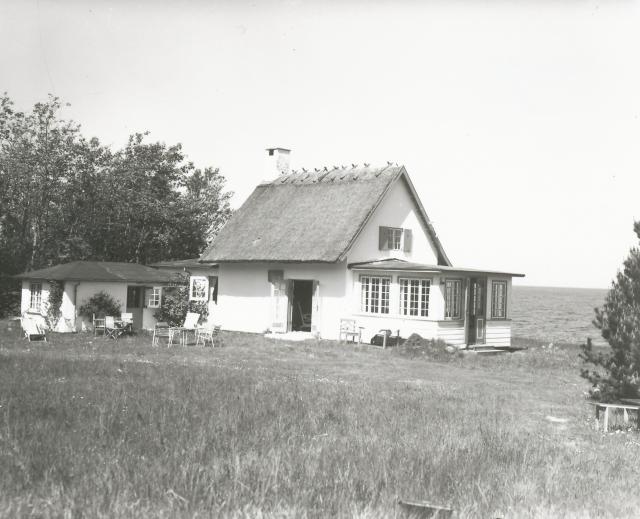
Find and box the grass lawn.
[0,321,638,518]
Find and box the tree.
[0,94,232,317]
[581,221,640,401]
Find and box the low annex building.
[199,148,524,347]
[16,261,180,332]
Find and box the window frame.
[189,276,208,302]
[444,278,463,320]
[379,226,403,251]
[398,277,431,317]
[147,286,162,308]
[491,280,508,319]
[360,275,391,314]
[29,282,42,312]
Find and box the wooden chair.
[152,322,172,347]
[93,313,106,336]
[195,325,221,348]
[21,318,47,342]
[339,318,363,343]
[120,312,133,333]
[105,316,124,340]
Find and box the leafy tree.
[0,94,232,317]
[581,221,640,401]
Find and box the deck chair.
[195,325,221,348]
[93,313,106,336]
[183,312,200,330]
[171,312,200,346]
[152,322,172,347]
[105,316,124,340]
[22,318,47,342]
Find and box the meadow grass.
[0,322,638,518]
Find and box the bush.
[154,285,208,327]
[78,291,122,319]
[581,221,640,401]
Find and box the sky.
[1,0,639,289]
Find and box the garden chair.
[120,312,134,334]
[152,322,173,347]
[21,318,47,342]
[169,312,200,346]
[104,316,124,340]
[92,313,106,336]
[339,318,363,344]
[195,325,221,348]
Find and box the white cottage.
[199,149,524,347]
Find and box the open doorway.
[291,280,313,332]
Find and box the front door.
[290,280,313,332]
[126,286,145,331]
[467,278,486,346]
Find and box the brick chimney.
[265,147,291,178]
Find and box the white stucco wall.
[216,262,348,340]
[347,177,440,265]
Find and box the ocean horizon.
[511,285,608,346]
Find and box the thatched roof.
[200,165,451,264]
[14,261,177,283]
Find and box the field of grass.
[1,322,639,518]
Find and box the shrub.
[154,285,208,327]
[78,291,122,319]
[581,221,640,401]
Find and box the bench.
[339,318,363,344]
[591,402,640,432]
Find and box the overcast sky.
[2,0,639,288]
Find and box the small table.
[114,320,132,335]
[168,327,198,346]
[591,402,640,432]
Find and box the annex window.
[379,227,412,252]
[146,287,162,308]
[491,281,507,319]
[399,278,431,317]
[29,282,42,312]
[360,275,390,314]
[444,279,462,319]
[189,276,208,302]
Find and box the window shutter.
[403,229,413,252]
[379,227,387,250]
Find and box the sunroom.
[348,259,524,348]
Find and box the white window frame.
[189,276,208,302]
[147,286,162,308]
[491,280,507,319]
[360,275,391,314]
[29,282,42,312]
[444,278,462,319]
[399,278,431,317]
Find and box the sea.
[511,285,609,346]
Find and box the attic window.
[379,227,413,252]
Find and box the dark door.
[291,280,313,332]
[126,286,145,331]
[467,278,486,346]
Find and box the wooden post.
[603,407,609,432]
[382,332,387,349]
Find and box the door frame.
[467,277,487,346]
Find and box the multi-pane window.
[399,278,431,317]
[491,281,507,318]
[29,282,42,312]
[360,276,390,314]
[147,287,162,308]
[379,227,404,251]
[190,276,208,301]
[444,279,462,319]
